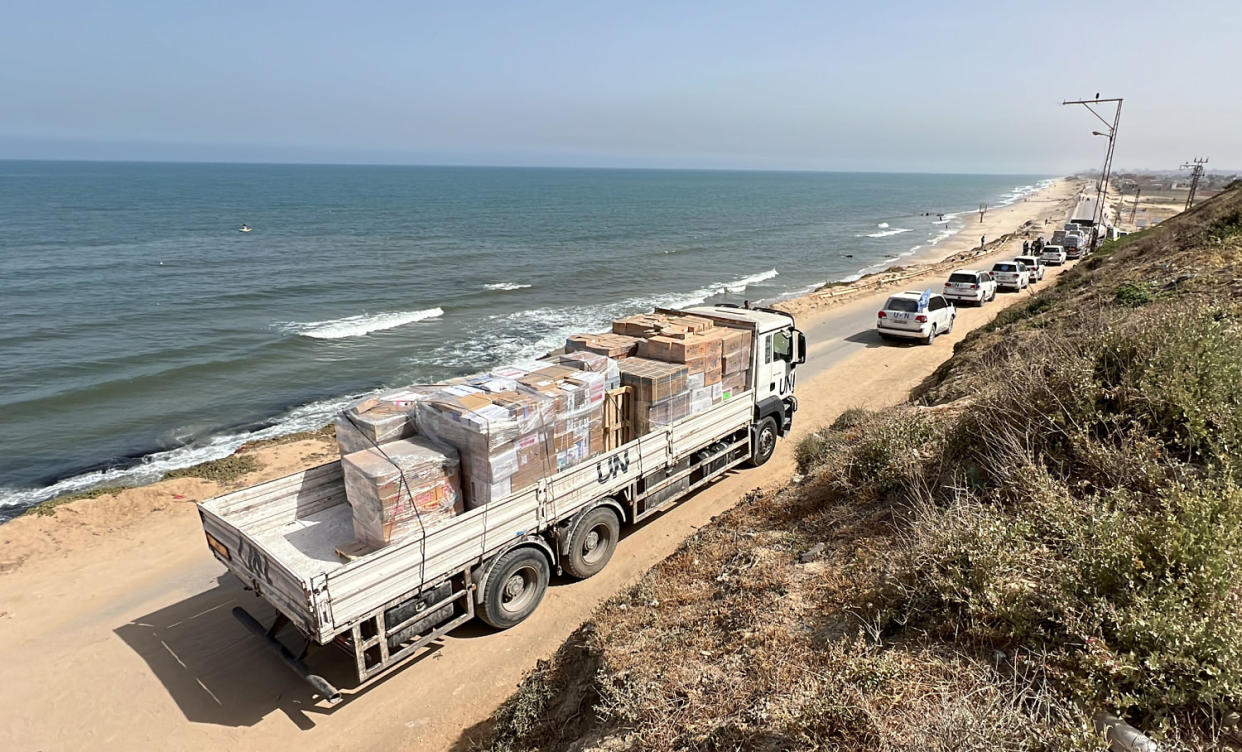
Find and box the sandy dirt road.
[0,223,1077,752]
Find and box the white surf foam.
[0,394,359,513]
[280,307,444,339]
[483,282,532,291]
[877,222,890,229]
[864,228,912,238]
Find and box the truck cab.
[684,304,804,437]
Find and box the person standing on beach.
[980,235,986,249]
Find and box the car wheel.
[562,507,621,579]
[946,315,955,334]
[479,548,550,629]
[924,325,937,346]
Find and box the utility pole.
[978,203,987,222]
[1062,95,1122,252]
[1180,157,1208,210]
[1129,187,1141,224]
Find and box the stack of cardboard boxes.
[340,437,463,548]
[332,308,755,553]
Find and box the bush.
[1113,280,1155,307]
[162,453,259,483]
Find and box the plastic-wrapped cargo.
[634,392,692,434]
[415,386,555,509]
[341,438,463,548]
[513,364,607,472]
[335,386,440,456]
[721,370,750,401]
[689,383,724,415]
[565,332,642,359]
[550,351,621,391]
[618,357,688,404]
[666,314,714,333]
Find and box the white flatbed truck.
[197,305,805,702]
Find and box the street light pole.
[1063,96,1123,252]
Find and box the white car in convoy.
[1014,255,1046,282]
[991,261,1030,291]
[942,269,997,306]
[1041,244,1067,266]
[877,291,956,345]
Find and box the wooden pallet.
[603,386,633,451]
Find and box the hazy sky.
[1,0,1238,173]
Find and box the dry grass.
[482,184,1242,752]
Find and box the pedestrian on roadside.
[1023,240,1030,253]
[980,235,986,249]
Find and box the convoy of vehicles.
[199,305,805,701]
[942,269,998,306]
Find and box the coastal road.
[0,249,1078,752]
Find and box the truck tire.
[479,548,549,629]
[562,507,620,579]
[747,416,778,467]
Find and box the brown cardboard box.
[637,332,722,363]
[565,333,641,359]
[634,393,692,434]
[341,438,463,547]
[618,357,689,403]
[667,314,714,333]
[722,349,750,375]
[612,313,669,338]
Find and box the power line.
[1180,157,1208,210]
[1062,96,1123,252]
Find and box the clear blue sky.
[1,0,1238,172]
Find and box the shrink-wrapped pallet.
[335,386,439,456]
[550,351,621,391]
[690,383,724,415]
[341,438,463,548]
[634,393,692,435]
[415,386,555,509]
[721,370,750,401]
[512,364,607,472]
[565,332,642,359]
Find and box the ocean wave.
[877,222,890,229]
[707,268,779,295]
[863,228,913,238]
[483,282,532,291]
[0,395,357,515]
[279,307,444,339]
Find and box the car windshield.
[885,298,919,313]
[948,273,976,284]
[993,264,1016,272]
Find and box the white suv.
[942,269,997,306]
[877,291,956,345]
[1013,256,1045,282]
[1040,245,1067,265]
[991,261,1030,291]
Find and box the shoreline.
[1,176,1079,521]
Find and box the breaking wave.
[279,307,444,339]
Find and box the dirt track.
[0,197,1079,752]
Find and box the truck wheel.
[479,548,549,629]
[747,417,778,467]
[562,507,620,579]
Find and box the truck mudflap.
[232,607,343,705]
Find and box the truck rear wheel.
[747,417,778,467]
[479,548,549,629]
[562,507,620,579]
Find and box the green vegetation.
[480,184,1242,751]
[22,485,131,517]
[162,453,259,483]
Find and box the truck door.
[759,327,796,400]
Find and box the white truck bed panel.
[200,394,755,642]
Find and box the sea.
[0,161,1053,519]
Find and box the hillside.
[476,182,1242,751]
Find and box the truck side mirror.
[796,331,807,365]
